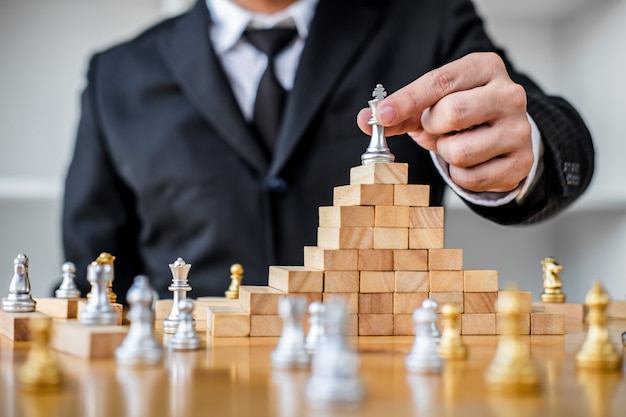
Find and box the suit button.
[267,177,289,195]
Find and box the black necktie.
[244,27,297,151]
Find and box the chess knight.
[540,257,566,303]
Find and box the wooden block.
[530,312,565,335]
[0,310,49,341]
[409,207,444,229]
[35,297,81,318]
[358,249,393,271]
[323,293,359,314]
[333,184,394,206]
[373,227,409,249]
[429,270,464,292]
[428,292,464,313]
[497,291,532,314]
[207,305,250,337]
[496,313,531,335]
[375,206,410,228]
[51,321,128,359]
[464,270,499,292]
[301,292,323,306]
[393,314,414,335]
[350,162,409,185]
[461,313,496,335]
[268,266,324,293]
[304,247,358,271]
[249,315,282,337]
[393,249,428,271]
[156,298,217,321]
[358,314,393,336]
[77,301,124,325]
[464,292,498,313]
[344,314,359,336]
[323,271,360,293]
[531,302,585,322]
[395,271,430,293]
[428,249,463,270]
[360,271,394,293]
[393,292,429,314]
[238,286,285,315]
[408,228,444,249]
[358,293,393,314]
[318,206,374,228]
[606,300,626,319]
[317,227,373,249]
[394,184,430,206]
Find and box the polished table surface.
[2,321,626,417]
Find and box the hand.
[357,52,533,193]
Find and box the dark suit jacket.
[62,0,594,303]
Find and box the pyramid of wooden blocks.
[204,162,563,336]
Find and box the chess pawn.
[169,298,201,350]
[484,290,539,393]
[163,257,193,334]
[405,306,442,373]
[360,84,395,165]
[93,252,117,303]
[116,275,163,365]
[79,262,118,325]
[225,263,243,299]
[19,316,63,392]
[54,261,81,299]
[575,281,622,370]
[540,257,566,303]
[305,300,364,408]
[437,303,467,360]
[2,253,36,312]
[271,296,310,368]
[421,298,441,340]
[304,301,325,355]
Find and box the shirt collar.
[206,0,318,54]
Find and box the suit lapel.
[158,1,269,176]
[269,0,383,177]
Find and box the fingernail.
[377,106,395,124]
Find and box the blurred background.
[0,0,624,303]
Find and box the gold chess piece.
[225,263,244,299]
[437,303,467,360]
[88,252,117,303]
[19,317,63,392]
[485,290,539,393]
[575,281,622,370]
[540,257,566,303]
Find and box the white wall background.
[0,0,624,303]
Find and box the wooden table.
[2,321,626,417]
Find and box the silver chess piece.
[360,83,395,165]
[305,300,364,408]
[169,298,201,350]
[421,298,441,340]
[163,257,193,334]
[79,263,118,325]
[2,253,36,312]
[54,261,81,299]
[271,296,310,369]
[116,275,163,365]
[405,306,443,373]
[304,301,325,355]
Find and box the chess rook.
[360,84,395,165]
[163,257,193,334]
[169,298,201,350]
[405,306,442,373]
[55,261,81,299]
[271,296,310,368]
[79,263,118,325]
[2,253,36,312]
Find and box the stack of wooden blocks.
[205,162,565,337]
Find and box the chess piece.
[484,290,539,393]
[163,257,193,334]
[54,261,81,299]
[540,257,566,303]
[575,281,622,370]
[421,298,441,340]
[19,316,63,392]
[305,300,364,408]
[169,298,201,350]
[87,252,117,303]
[437,303,467,360]
[2,253,36,312]
[304,301,325,355]
[271,296,310,368]
[79,262,118,325]
[116,275,163,365]
[360,84,395,165]
[225,263,243,299]
[405,306,442,373]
